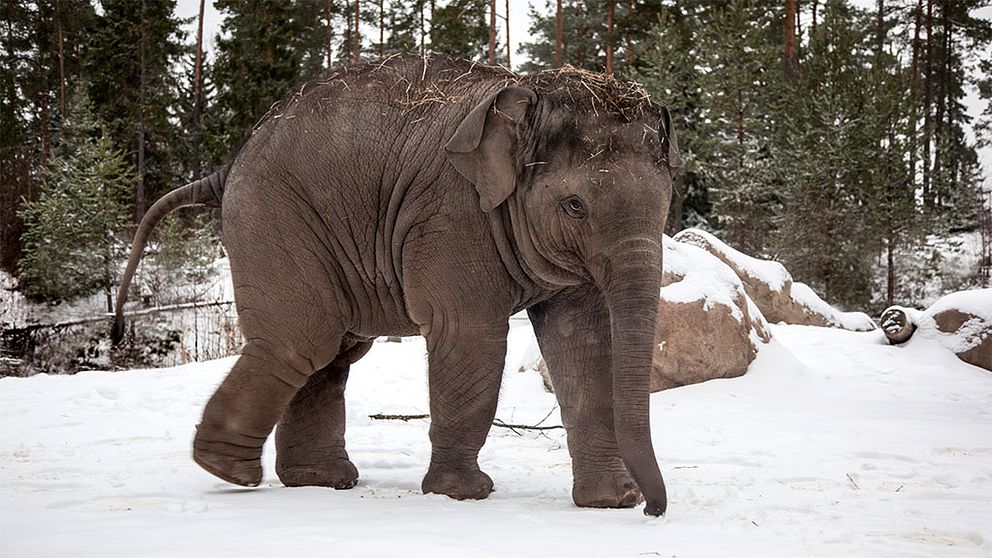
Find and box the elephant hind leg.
[193,338,337,487]
[276,337,373,489]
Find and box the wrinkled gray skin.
[113,55,680,516]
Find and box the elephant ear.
[659,106,683,170]
[445,86,537,212]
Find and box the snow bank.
[925,288,992,322]
[674,229,875,332]
[912,289,992,368]
[662,235,754,325]
[674,228,791,292]
[790,281,877,331]
[3,325,991,557]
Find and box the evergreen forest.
[2,0,991,317]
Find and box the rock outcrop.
[535,235,772,393]
[674,228,876,331]
[651,236,771,391]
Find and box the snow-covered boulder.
[883,289,992,372]
[534,236,771,394]
[673,228,876,331]
[653,236,771,391]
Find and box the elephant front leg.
[529,286,643,509]
[275,339,373,489]
[421,318,508,500]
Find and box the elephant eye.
[561,196,587,218]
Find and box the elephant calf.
[113,54,681,516]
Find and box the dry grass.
[522,64,655,121]
[252,54,657,133]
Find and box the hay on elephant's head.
[524,65,655,121]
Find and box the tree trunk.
[137,0,147,223]
[933,0,947,209]
[39,92,49,167]
[909,0,921,193]
[325,0,334,68]
[624,3,633,68]
[429,0,435,49]
[811,0,817,37]
[504,0,510,68]
[420,1,425,55]
[606,1,615,75]
[795,0,802,48]
[875,0,884,58]
[56,1,65,119]
[922,0,933,209]
[877,0,895,305]
[379,0,385,57]
[938,0,950,206]
[886,232,895,306]
[784,0,798,81]
[487,0,496,64]
[192,0,205,180]
[555,0,562,67]
[353,0,360,63]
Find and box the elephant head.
[445,75,680,516]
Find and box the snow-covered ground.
[2,323,990,557]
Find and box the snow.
[911,288,992,355]
[926,288,992,321]
[675,228,793,293]
[790,281,877,331]
[3,324,992,557]
[662,235,751,323]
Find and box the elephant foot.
[572,471,643,508]
[277,457,359,489]
[192,424,264,487]
[422,464,494,500]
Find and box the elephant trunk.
[598,238,668,517]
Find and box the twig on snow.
[368,412,565,433]
[492,418,564,432]
[846,473,860,490]
[368,413,429,422]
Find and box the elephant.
[112,54,681,516]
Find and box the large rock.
[653,236,771,391]
[673,228,876,331]
[882,289,991,371]
[533,236,772,393]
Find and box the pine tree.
[1,0,96,271]
[430,0,489,60]
[774,0,906,308]
[520,0,662,73]
[632,1,709,233]
[85,0,187,222]
[211,0,327,156]
[383,0,422,54]
[18,94,134,310]
[696,0,784,255]
[928,0,991,230]
[522,0,605,72]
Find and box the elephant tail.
[111,166,228,346]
